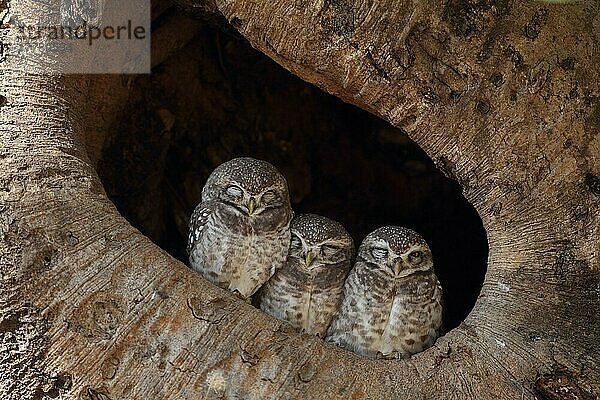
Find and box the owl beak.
[394,259,403,276]
[247,198,256,215]
[305,252,315,267]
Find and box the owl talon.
[232,289,250,303]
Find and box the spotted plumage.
[187,158,293,299]
[258,214,354,336]
[326,226,443,359]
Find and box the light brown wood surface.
[1,0,598,398]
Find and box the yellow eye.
[409,251,423,264]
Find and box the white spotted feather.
[187,158,293,299]
[259,214,354,336]
[326,226,443,359]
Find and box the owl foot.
[232,289,251,304]
[375,351,401,360]
[376,351,409,360]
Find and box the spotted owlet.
[258,214,354,337]
[187,157,293,299]
[326,226,443,359]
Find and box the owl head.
[288,214,354,271]
[202,158,292,227]
[358,226,433,278]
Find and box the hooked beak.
[394,259,403,276]
[305,250,316,267]
[247,198,256,215]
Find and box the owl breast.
[327,265,442,359]
[190,206,291,298]
[379,273,443,358]
[260,262,346,337]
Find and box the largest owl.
[187,157,293,299]
[258,214,354,337]
[326,226,443,359]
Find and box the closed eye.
[225,185,243,199]
[261,189,282,207]
[371,247,388,259]
[262,189,276,201]
[290,234,303,256]
[321,244,341,258]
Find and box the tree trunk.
[1,0,599,399]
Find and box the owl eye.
[409,250,423,264]
[261,189,279,205]
[371,247,388,259]
[290,234,303,254]
[320,244,343,261]
[225,185,243,199]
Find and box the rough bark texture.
[1,0,599,400]
[95,19,488,331]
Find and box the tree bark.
[1,0,599,399]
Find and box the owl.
[258,214,354,337]
[326,226,443,359]
[187,157,293,299]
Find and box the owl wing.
[325,269,358,343]
[432,276,444,335]
[186,200,218,255]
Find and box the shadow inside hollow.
[98,20,488,331]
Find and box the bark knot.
[72,292,126,340]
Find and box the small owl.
[187,157,293,299]
[258,214,354,337]
[326,226,443,359]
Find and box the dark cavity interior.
[97,16,488,331]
